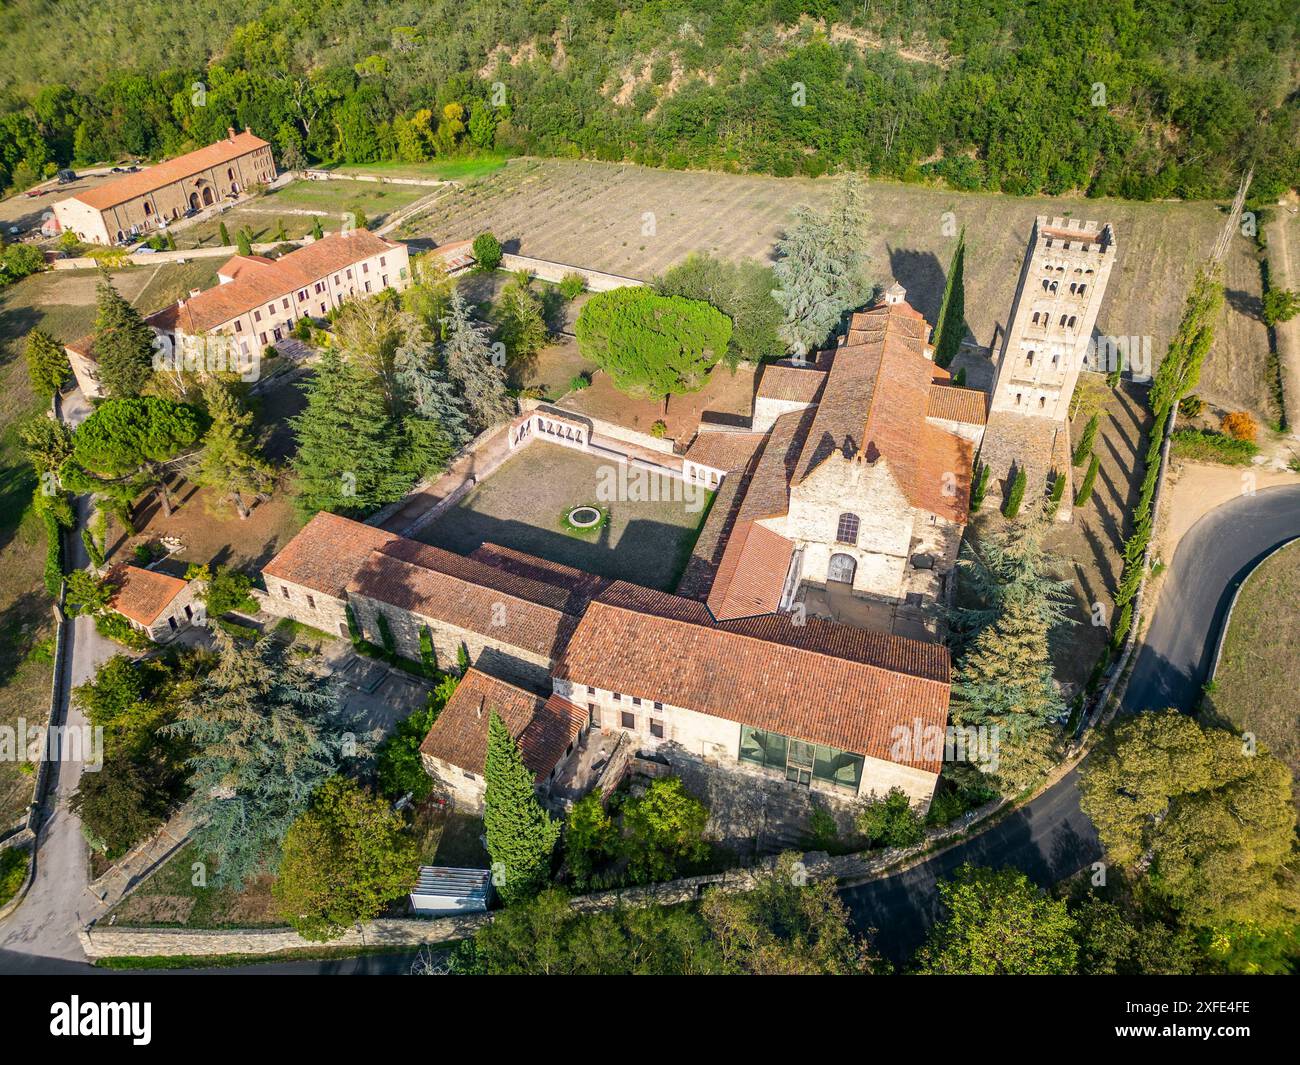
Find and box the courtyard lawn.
[1208,539,1300,801]
[416,447,714,591]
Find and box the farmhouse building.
[53,129,275,246]
[108,565,201,642]
[65,231,410,399]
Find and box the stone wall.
[255,580,351,640]
[348,590,554,690]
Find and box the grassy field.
[417,447,714,591]
[1208,539,1300,802]
[105,843,281,929]
[177,178,432,249]
[400,158,1272,417]
[327,154,509,183]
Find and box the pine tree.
[163,630,362,887]
[496,276,549,365]
[194,380,275,519]
[931,226,967,368]
[442,289,515,430]
[24,328,69,398]
[290,349,405,516]
[394,340,472,449]
[92,271,155,397]
[484,711,559,905]
[771,184,873,358]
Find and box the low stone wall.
[500,253,645,293]
[79,913,491,960]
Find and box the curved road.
[3,487,1297,974]
[842,482,1300,965]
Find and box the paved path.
[840,483,1300,966]
[0,495,118,961]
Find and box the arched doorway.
[828,553,857,585]
[189,191,200,210]
[201,187,214,206]
[142,202,153,218]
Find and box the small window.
[587,685,595,695]
[362,262,369,274]
[306,594,316,610]
[654,701,663,711]
[334,274,340,284]
[281,585,290,599]
[835,513,860,545]
[632,696,641,706]
[650,720,664,739]
[282,298,290,310]
[254,309,261,322]
[1039,396,1046,408]
[346,269,353,280]
[380,256,386,267]
[1025,351,1034,366]
[621,711,635,730]
[234,319,242,331]
[259,332,267,345]
[612,692,621,701]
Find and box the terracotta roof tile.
[469,543,611,605]
[108,565,188,626]
[756,363,827,403]
[419,669,580,782]
[556,582,950,772]
[683,431,767,472]
[262,512,398,599]
[706,520,795,621]
[145,231,402,335]
[68,131,270,211]
[928,384,988,425]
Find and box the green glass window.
[739,727,862,790]
[813,745,864,791]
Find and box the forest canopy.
[0,0,1294,200]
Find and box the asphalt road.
[842,482,1300,966]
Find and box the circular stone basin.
[568,506,602,528]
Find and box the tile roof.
[146,231,402,335]
[262,512,398,600]
[683,430,767,472]
[108,565,188,626]
[706,520,795,621]
[755,362,827,404]
[419,668,582,782]
[793,300,972,523]
[469,543,611,605]
[347,539,580,660]
[733,407,818,523]
[555,582,950,772]
[69,131,270,211]
[928,384,988,426]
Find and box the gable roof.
[419,668,583,782]
[69,131,270,211]
[706,520,795,621]
[927,384,988,426]
[147,231,401,335]
[755,362,827,404]
[109,565,188,626]
[262,512,399,600]
[556,582,950,772]
[683,430,767,472]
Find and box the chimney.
[177,298,185,310]
[227,126,237,142]
[189,288,201,298]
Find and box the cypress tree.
[969,461,990,512]
[236,227,253,256]
[219,220,231,247]
[92,271,155,397]
[310,216,324,240]
[932,226,967,369]
[1002,466,1027,518]
[1074,454,1100,506]
[1072,413,1099,466]
[290,349,405,516]
[484,712,559,905]
[1046,468,1067,517]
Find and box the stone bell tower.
[990,217,1117,423]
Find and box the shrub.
[650,419,668,439]
[855,788,925,849]
[1177,394,1204,418]
[952,367,966,386]
[559,272,585,300]
[375,700,442,801]
[418,625,436,674]
[472,231,502,271]
[42,510,64,597]
[80,525,105,570]
[1220,410,1258,442]
[293,316,313,341]
[1074,454,1101,505]
[1170,429,1260,466]
[94,612,153,650]
[0,849,26,908]
[1002,466,1026,518]
[567,373,590,393]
